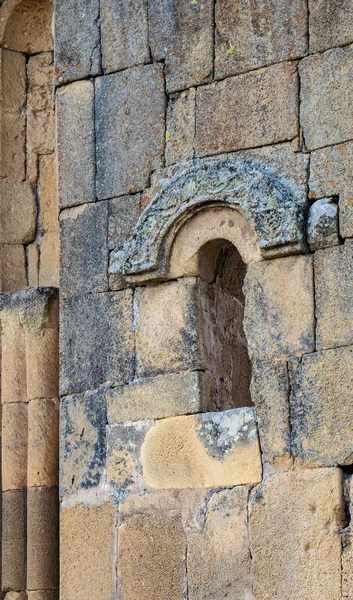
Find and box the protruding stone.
[307,198,339,251]
[0,179,37,244]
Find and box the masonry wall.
[55,1,353,599]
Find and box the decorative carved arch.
[110,158,307,279]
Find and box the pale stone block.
[0,111,26,180]
[1,313,27,403]
[243,255,314,360]
[249,469,344,600]
[309,0,353,53]
[39,153,58,232]
[196,62,298,157]
[166,88,196,166]
[60,502,116,600]
[300,46,353,151]
[39,230,60,287]
[2,403,28,490]
[0,48,26,112]
[27,243,39,288]
[28,592,58,600]
[28,399,59,487]
[307,198,339,251]
[0,179,37,244]
[342,535,353,600]
[2,489,26,592]
[118,513,186,599]
[141,408,262,489]
[290,347,353,466]
[27,487,59,590]
[0,244,27,292]
[25,324,59,401]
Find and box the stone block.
[60,202,108,295]
[108,195,140,252]
[0,48,26,112]
[107,371,216,423]
[25,325,59,401]
[315,242,353,349]
[2,489,26,592]
[28,593,58,600]
[188,487,251,600]
[27,243,39,288]
[60,290,134,395]
[60,502,116,600]
[2,403,28,491]
[250,360,290,465]
[27,486,59,590]
[56,80,95,208]
[166,88,196,166]
[60,389,106,497]
[290,347,353,466]
[135,278,204,378]
[141,408,262,489]
[95,64,165,200]
[244,255,314,360]
[0,111,26,180]
[307,198,339,251]
[196,62,298,157]
[300,46,353,151]
[118,513,186,599]
[5,593,27,600]
[148,0,213,93]
[342,534,353,600]
[0,179,37,244]
[54,0,101,83]
[249,469,344,600]
[28,399,59,487]
[39,153,58,232]
[0,245,27,293]
[309,141,353,238]
[39,230,60,287]
[309,0,353,53]
[101,0,149,73]
[215,0,307,79]
[1,313,27,403]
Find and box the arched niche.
[0,0,53,53]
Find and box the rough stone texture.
[0,0,53,54]
[56,80,95,208]
[135,278,204,378]
[188,487,251,600]
[0,179,37,244]
[148,0,213,93]
[309,0,353,52]
[315,241,353,350]
[39,230,60,287]
[108,195,140,253]
[60,202,109,296]
[101,0,149,73]
[60,389,106,497]
[118,513,186,599]
[307,198,339,251]
[215,0,307,79]
[95,64,165,200]
[107,372,216,423]
[166,88,196,166]
[60,502,116,600]
[244,255,314,360]
[290,347,353,466]
[300,46,353,151]
[196,62,298,158]
[1,312,27,404]
[2,403,28,491]
[141,408,262,489]
[28,398,59,487]
[250,469,344,600]
[0,245,27,292]
[342,533,353,600]
[27,243,39,288]
[28,593,58,600]
[54,0,101,83]
[309,141,353,238]
[25,324,59,401]
[2,489,26,592]
[27,486,59,590]
[250,360,290,465]
[60,290,134,395]
[39,153,58,233]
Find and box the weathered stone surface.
[290,347,353,466]
[309,141,353,238]
[56,80,95,208]
[60,290,134,395]
[28,592,58,600]
[54,0,100,83]
[307,198,339,251]
[39,230,60,287]
[315,241,353,349]
[166,88,196,166]
[0,244,27,292]
[215,0,307,79]
[0,111,26,180]
[39,153,58,233]
[2,403,27,490]
[250,360,290,465]
[0,0,53,53]
[95,64,165,200]
[0,179,37,244]
[60,502,116,600]
[309,0,353,52]
[342,532,353,600]
[244,255,314,360]
[141,408,262,489]
[27,243,39,288]
[60,389,106,497]
[249,469,344,600]
[148,0,213,93]
[5,593,27,600]
[188,487,251,599]
[28,398,59,487]
[60,202,108,295]
[135,278,204,378]
[25,324,59,401]
[101,0,149,73]
[107,371,216,423]
[1,312,27,403]
[2,489,26,592]
[118,513,186,599]
[196,62,298,158]
[300,46,353,151]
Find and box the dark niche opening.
[198,239,253,410]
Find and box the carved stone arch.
[0,0,53,54]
